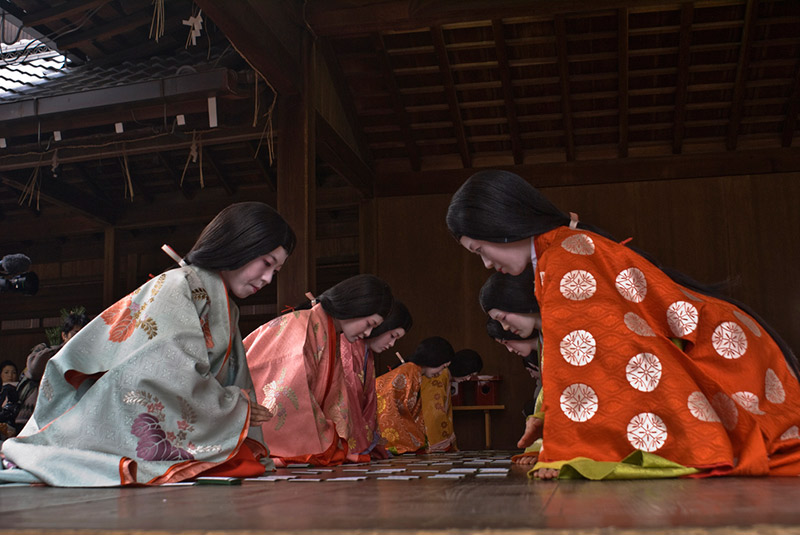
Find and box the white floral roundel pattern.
[560,270,596,301]
[616,267,647,303]
[781,426,800,441]
[733,310,762,337]
[732,391,765,415]
[765,368,786,404]
[687,391,721,423]
[561,234,595,255]
[711,392,739,430]
[560,330,596,366]
[560,383,598,422]
[624,312,655,337]
[712,322,748,359]
[666,301,699,337]
[626,353,662,392]
[627,412,668,452]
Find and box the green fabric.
[530,450,700,480]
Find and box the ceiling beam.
[0,126,270,172]
[431,25,470,168]
[307,0,697,37]
[726,0,757,151]
[555,15,575,162]
[202,147,235,195]
[55,7,152,51]
[617,9,629,158]
[672,4,693,155]
[0,171,116,224]
[373,32,421,172]
[374,147,800,196]
[194,0,303,95]
[493,19,523,165]
[316,114,374,198]
[249,141,277,191]
[157,153,195,199]
[21,0,111,28]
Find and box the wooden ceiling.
[2,0,800,240]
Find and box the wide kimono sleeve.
[421,368,456,452]
[340,338,381,456]
[1,266,263,486]
[376,362,426,454]
[533,227,800,478]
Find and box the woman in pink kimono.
[340,301,412,460]
[0,202,295,486]
[244,274,394,466]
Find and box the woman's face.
[459,236,530,275]
[338,314,384,343]
[1,364,18,384]
[422,362,450,378]
[488,308,541,338]
[367,328,406,353]
[61,325,82,343]
[220,246,289,299]
[496,337,538,358]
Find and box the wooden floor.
[3,451,800,535]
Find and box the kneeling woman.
[376,336,454,454]
[340,300,412,460]
[1,202,295,486]
[244,274,393,466]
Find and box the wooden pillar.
[103,227,115,308]
[277,34,316,307]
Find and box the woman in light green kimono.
[0,202,295,487]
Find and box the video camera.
[0,254,39,295]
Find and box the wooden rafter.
[618,8,629,158]
[554,15,575,161]
[73,162,111,200]
[157,153,195,200]
[781,59,800,148]
[726,0,758,151]
[55,7,152,51]
[373,33,421,172]
[673,3,693,155]
[431,25,470,168]
[202,148,234,195]
[21,0,111,28]
[492,19,523,165]
[249,141,277,192]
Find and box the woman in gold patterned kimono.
[422,348,483,452]
[376,336,454,454]
[244,274,394,466]
[0,202,295,486]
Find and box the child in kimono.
[376,336,454,454]
[448,169,800,479]
[243,274,394,466]
[340,300,413,460]
[0,202,295,486]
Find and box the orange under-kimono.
[339,338,383,459]
[534,226,800,476]
[243,304,356,467]
[376,362,426,454]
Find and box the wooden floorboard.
[3,451,800,534]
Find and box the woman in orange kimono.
[448,169,800,479]
[422,348,483,452]
[340,301,412,459]
[376,336,454,454]
[244,275,394,466]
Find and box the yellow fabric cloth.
[421,369,456,452]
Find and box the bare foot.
[533,467,559,480]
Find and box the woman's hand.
[244,390,272,426]
[517,416,543,448]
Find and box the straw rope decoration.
[121,144,134,200]
[149,0,166,43]
[18,152,44,210]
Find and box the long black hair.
[185,202,296,271]
[368,300,412,338]
[406,336,454,368]
[314,274,394,320]
[449,169,799,377]
[479,266,539,314]
[449,349,483,378]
